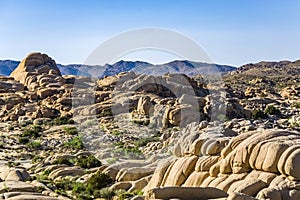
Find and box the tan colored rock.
[228,192,258,200]
[146,186,228,200]
[162,156,198,186]
[233,178,267,196]
[109,181,132,191]
[195,156,220,172]
[216,173,248,192]
[183,171,209,187]
[144,159,174,192]
[116,167,155,182]
[0,181,36,192]
[5,168,30,181]
[129,175,152,192]
[284,148,300,180]
[37,88,60,99]
[137,96,153,116]
[49,167,84,180]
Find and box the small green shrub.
[63,126,78,135]
[87,172,113,190]
[265,105,281,115]
[72,182,87,194]
[53,157,73,166]
[76,155,101,169]
[18,137,29,144]
[111,130,123,136]
[292,102,300,108]
[93,188,114,199]
[22,125,42,138]
[50,116,74,126]
[98,110,113,117]
[64,136,84,150]
[134,136,159,148]
[26,141,42,149]
[32,155,44,163]
[106,157,118,165]
[252,109,267,119]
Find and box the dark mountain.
[0,59,235,77]
[0,60,20,76]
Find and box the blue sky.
[1,0,300,66]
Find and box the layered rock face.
[10,52,63,90]
[144,128,300,200]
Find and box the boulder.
[146,186,228,200]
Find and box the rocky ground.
[0,52,300,200]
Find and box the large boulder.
[10,53,63,91]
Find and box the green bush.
[50,116,74,126]
[53,157,73,166]
[87,172,113,190]
[134,136,159,148]
[18,137,29,144]
[265,105,281,115]
[111,130,123,136]
[76,155,101,169]
[292,102,300,108]
[93,188,114,199]
[252,109,267,119]
[69,173,113,199]
[26,141,42,149]
[22,125,42,138]
[63,126,78,135]
[64,136,84,150]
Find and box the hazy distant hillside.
[231,60,300,76]
[0,59,235,77]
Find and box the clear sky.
[1,0,300,66]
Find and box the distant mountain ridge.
[231,59,300,76]
[0,59,235,77]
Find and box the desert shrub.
[53,157,73,166]
[32,155,44,163]
[76,155,101,169]
[18,137,29,144]
[50,116,74,126]
[111,130,123,136]
[252,109,267,119]
[63,126,78,135]
[265,105,281,115]
[64,136,84,150]
[87,172,113,190]
[98,110,113,117]
[115,189,143,200]
[93,188,114,199]
[68,173,113,199]
[292,102,300,108]
[22,125,42,138]
[26,141,42,149]
[106,157,118,165]
[134,136,159,148]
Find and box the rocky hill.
[0,52,300,200]
[0,59,235,77]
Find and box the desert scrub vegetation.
[48,116,74,126]
[26,140,42,149]
[52,155,101,169]
[63,126,78,135]
[76,155,101,169]
[22,125,42,138]
[252,109,267,119]
[265,105,281,115]
[64,136,84,150]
